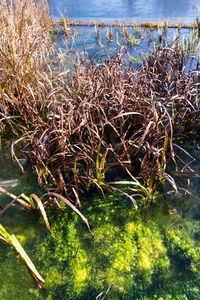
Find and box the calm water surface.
[49,0,199,22]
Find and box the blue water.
[51,0,200,61]
[49,0,199,22]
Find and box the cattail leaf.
[9,234,45,283]
[0,224,10,240]
[0,187,31,210]
[157,171,178,193]
[30,194,51,233]
[111,111,142,120]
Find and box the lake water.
[49,0,199,22]
[52,0,200,66]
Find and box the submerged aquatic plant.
[26,193,200,299]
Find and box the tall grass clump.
[20,47,199,207]
[0,0,199,209]
[0,0,53,131]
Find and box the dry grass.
[0,0,53,130]
[0,0,199,208]
[15,47,199,206]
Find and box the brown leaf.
[157,171,178,193]
[30,194,51,233]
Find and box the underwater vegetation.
[1,191,200,299]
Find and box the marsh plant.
[0,0,199,210]
[20,48,199,206]
[0,0,53,132]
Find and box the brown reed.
[13,47,199,206]
[0,0,199,208]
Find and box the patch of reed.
[0,0,53,131]
[0,1,199,208]
[14,47,199,206]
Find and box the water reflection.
[49,0,199,21]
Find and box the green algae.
[33,194,200,300]
[1,191,199,300]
